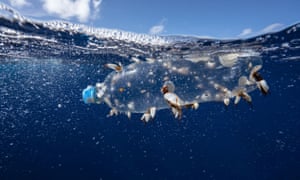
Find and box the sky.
[2,0,300,38]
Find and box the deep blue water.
[1,3,300,180]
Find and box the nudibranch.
[82,50,269,122]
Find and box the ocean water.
[0,3,300,180]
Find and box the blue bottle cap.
[82,86,96,104]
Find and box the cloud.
[149,25,164,35]
[261,23,284,33]
[236,23,284,38]
[238,28,252,37]
[9,0,30,8]
[42,0,102,22]
[91,0,102,20]
[92,0,102,8]
[149,19,166,35]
